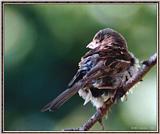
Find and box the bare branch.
[64,53,157,131]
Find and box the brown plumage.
[41,28,139,112]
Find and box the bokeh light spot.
[5,8,36,68]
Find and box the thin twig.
[63,53,157,131]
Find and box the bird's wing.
[69,46,132,89]
[83,46,133,90]
[68,53,99,88]
[68,70,87,88]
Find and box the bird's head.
[86,28,127,51]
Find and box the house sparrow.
[41,28,139,113]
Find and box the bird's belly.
[78,62,140,109]
[78,88,109,108]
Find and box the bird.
[41,28,139,114]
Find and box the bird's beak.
[86,41,99,49]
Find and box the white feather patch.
[91,97,104,108]
[83,90,92,105]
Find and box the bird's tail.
[41,87,80,112]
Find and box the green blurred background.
[4,3,157,131]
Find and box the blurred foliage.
[4,3,157,131]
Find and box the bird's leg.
[111,89,119,102]
[109,77,126,102]
[112,87,126,102]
